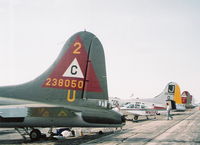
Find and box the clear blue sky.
[0,0,200,102]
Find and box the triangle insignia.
[62,58,84,78]
[42,36,102,92]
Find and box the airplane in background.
[181,91,195,109]
[120,101,162,121]
[116,82,186,120]
[150,82,186,111]
[0,31,125,141]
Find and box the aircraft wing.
[0,98,79,127]
[0,104,77,118]
[0,97,124,128]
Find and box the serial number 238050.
[45,78,84,89]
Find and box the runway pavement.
[0,108,199,145]
[84,108,200,145]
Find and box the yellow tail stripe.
[173,84,182,104]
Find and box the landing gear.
[30,129,41,141]
[16,127,76,141]
[98,130,103,135]
[71,130,75,137]
[134,116,138,120]
[15,127,45,141]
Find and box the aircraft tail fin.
[0,31,109,105]
[173,83,182,104]
[154,82,182,104]
[182,91,194,108]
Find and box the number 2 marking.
[46,78,51,86]
[73,42,81,54]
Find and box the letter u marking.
[67,90,76,102]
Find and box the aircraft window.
[104,100,108,108]
[99,101,102,106]
[107,103,112,109]
[98,100,108,108]
[102,101,104,107]
[135,104,140,109]
[140,103,145,109]
[128,104,134,108]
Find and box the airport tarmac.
[85,108,200,145]
[0,108,199,145]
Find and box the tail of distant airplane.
[182,91,191,104]
[154,82,185,111]
[154,82,180,102]
[0,31,108,105]
[181,91,195,109]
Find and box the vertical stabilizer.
[173,84,182,104]
[154,82,181,104]
[0,31,108,105]
[182,91,194,108]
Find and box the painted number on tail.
[45,78,84,89]
[73,42,81,54]
[42,38,86,91]
[42,35,102,103]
